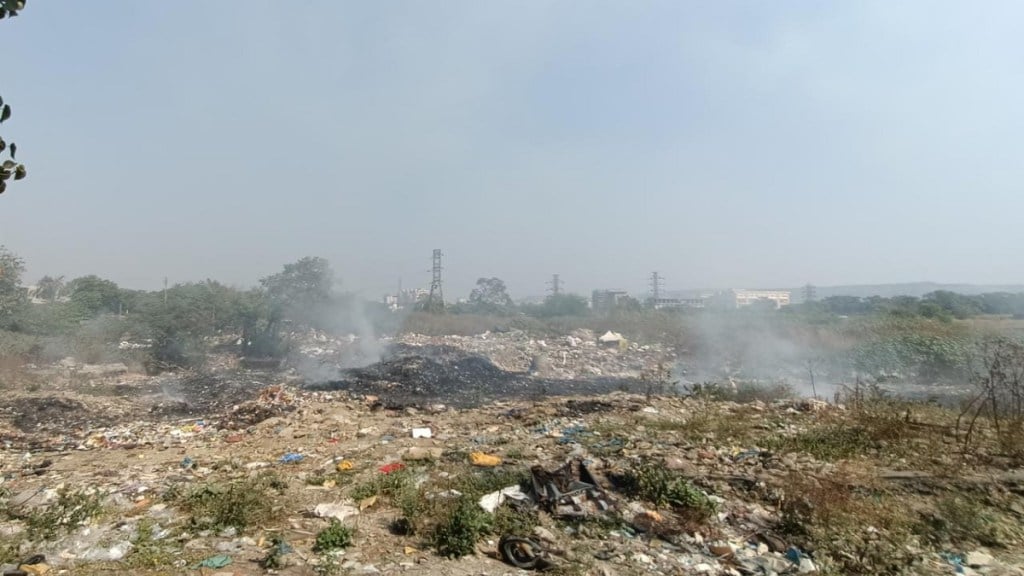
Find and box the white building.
[718,289,791,309]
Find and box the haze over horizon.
[1,2,1022,299]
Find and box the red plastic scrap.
[379,462,405,474]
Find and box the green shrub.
[430,498,492,558]
[620,462,717,523]
[314,520,354,552]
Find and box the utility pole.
[163,277,168,305]
[649,271,664,305]
[426,249,444,313]
[547,274,562,296]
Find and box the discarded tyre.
[499,536,543,570]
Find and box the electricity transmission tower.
[426,249,444,313]
[547,274,562,296]
[802,283,817,303]
[649,271,664,305]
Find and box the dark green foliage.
[620,462,717,521]
[0,247,27,329]
[0,1,26,20]
[464,277,515,315]
[0,7,27,197]
[431,497,492,558]
[523,293,590,318]
[492,505,539,537]
[67,275,125,317]
[313,520,354,552]
[450,468,531,499]
[260,256,333,328]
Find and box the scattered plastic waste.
[379,462,405,474]
[732,448,762,462]
[179,457,194,469]
[262,537,293,569]
[11,554,49,576]
[556,425,588,445]
[359,495,378,510]
[479,484,532,513]
[313,502,359,522]
[279,452,304,464]
[336,459,354,472]
[411,427,432,439]
[194,554,232,569]
[469,452,502,467]
[941,552,966,574]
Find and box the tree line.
[796,291,1024,321]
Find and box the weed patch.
[778,473,917,575]
[350,468,417,502]
[923,494,1009,548]
[764,425,876,461]
[174,473,283,531]
[126,519,175,569]
[21,487,106,541]
[314,520,354,552]
[430,497,492,558]
[615,462,716,528]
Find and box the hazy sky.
[1,2,1022,299]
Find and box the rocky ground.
[0,333,1022,576]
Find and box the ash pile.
[307,343,638,408]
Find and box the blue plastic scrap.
[194,554,232,569]
[180,457,194,469]
[733,449,762,462]
[557,425,589,445]
[271,538,294,555]
[279,452,304,464]
[941,552,966,574]
[786,547,803,564]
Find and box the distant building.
[384,288,429,311]
[649,297,707,310]
[591,289,629,312]
[716,289,791,309]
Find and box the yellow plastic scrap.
[336,459,354,472]
[20,562,50,575]
[469,452,502,467]
[359,495,378,511]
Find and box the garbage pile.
[0,373,301,451]
[397,328,674,380]
[0,387,1021,576]
[308,343,642,407]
